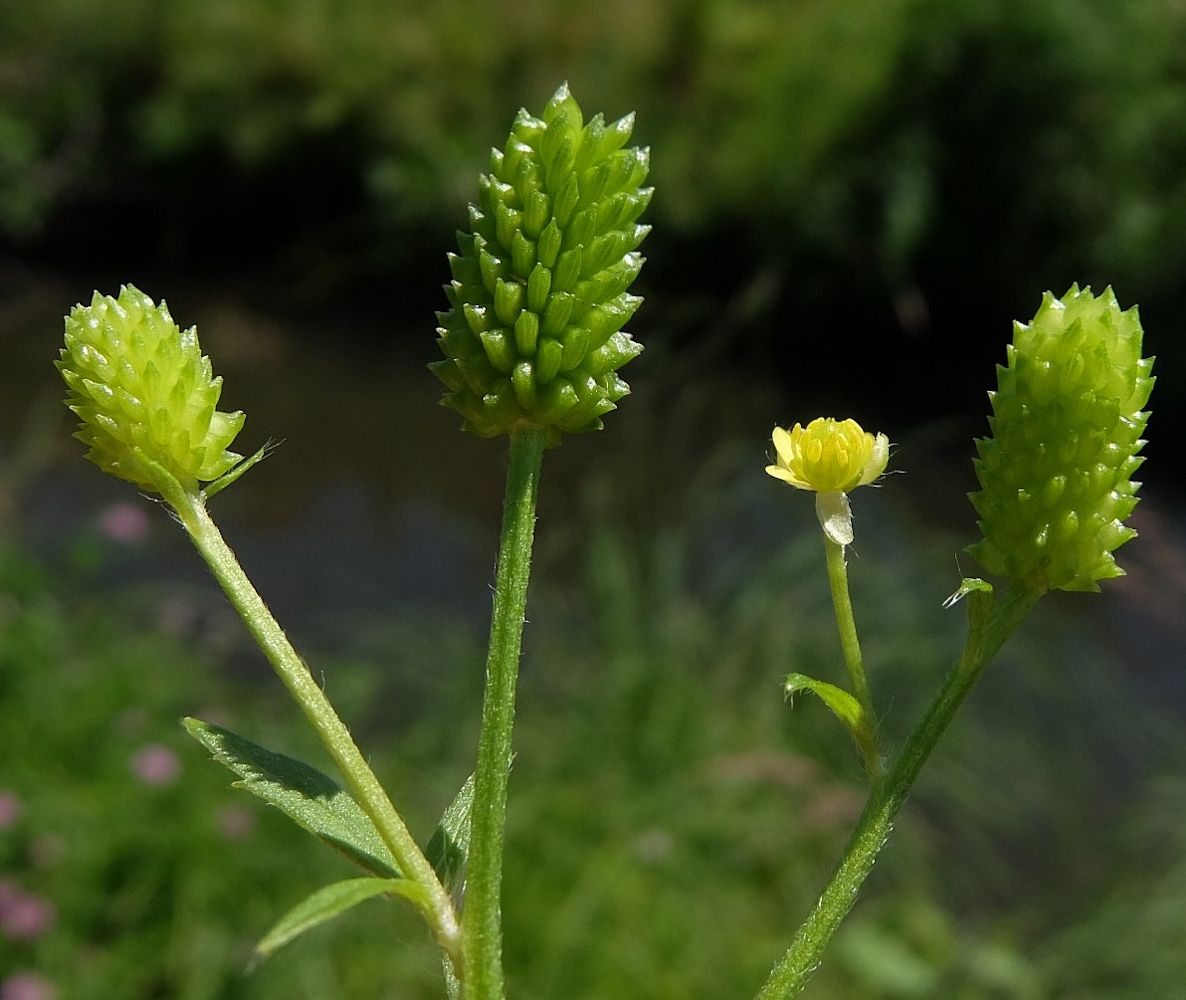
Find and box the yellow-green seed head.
[968,285,1154,592]
[57,285,247,494]
[429,83,652,444]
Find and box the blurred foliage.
[5,412,1184,997]
[5,0,1186,441]
[0,540,448,997]
[3,0,1186,300]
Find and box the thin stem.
[755,582,1042,1000]
[164,486,461,966]
[461,427,548,1000]
[823,537,878,769]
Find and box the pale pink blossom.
[97,501,151,544]
[0,972,58,1000]
[0,881,56,941]
[129,744,181,787]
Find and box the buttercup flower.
[766,418,889,545]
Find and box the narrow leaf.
[183,717,400,878]
[256,877,424,959]
[204,439,277,499]
[426,773,475,898]
[785,673,879,773]
[427,775,476,1000]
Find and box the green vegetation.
[4,448,1185,996]
[5,5,1184,993]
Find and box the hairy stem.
[756,582,1042,999]
[462,427,548,999]
[165,485,461,967]
[823,536,880,776]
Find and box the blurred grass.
[3,414,1184,997]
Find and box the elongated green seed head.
[430,83,652,443]
[57,285,246,494]
[968,285,1154,592]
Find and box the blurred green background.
[2,1,1185,997]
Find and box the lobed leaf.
[183,717,400,878]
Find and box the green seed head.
[57,285,247,495]
[968,285,1154,593]
[429,83,652,444]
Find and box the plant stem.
[823,537,879,771]
[164,485,461,967]
[461,427,548,999]
[756,582,1042,1000]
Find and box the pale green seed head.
[968,284,1154,592]
[429,83,652,444]
[57,285,246,494]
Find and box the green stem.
[823,537,879,773]
[756,582,1042,1000]
[164,485,461,967]
[461,427,548,999]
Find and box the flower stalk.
[55,284,463,966]
[757,581,1041,999]
[462,427,547,998]
[161,480,463,966]
[822,536,879,777]
[769,416,888,775]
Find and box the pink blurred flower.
[0,972,57,1000]
[0,792,21,829]
[0,881,56,941]
[97,501,150,544]
[215,805,256,842]
[129,744,181,787]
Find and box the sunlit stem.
[822,536,880,778]
[162,483,462,968]
[756,582,1042,1000]
[462,427,548,1000]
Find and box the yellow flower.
[766,418,889,546]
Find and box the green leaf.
[256,877,424,960]
[785,673,878,773]
[425,774,475,1000]
[182,717,400,878]
[426,773,475,898]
